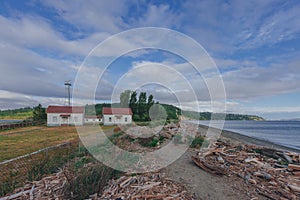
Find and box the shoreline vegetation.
[0,104,265,121]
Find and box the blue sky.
[0,0,300,120]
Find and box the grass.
[0,111,33,120]
[0,126,78,162]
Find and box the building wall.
[103,114,132,125]
[47,113,84,126]
[84,118,102,123]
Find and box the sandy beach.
[162,122,300,199]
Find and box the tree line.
[120,90,158,121]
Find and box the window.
[109,117,112,122]
[53,116,58,122]
[74,117,78,122]
[125,117,127,122]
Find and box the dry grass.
[0,126,78,162]
[0,125,116,162]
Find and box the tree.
[120,90,131,108]
[149,103,167,121]
[129,91,138,120]
[33,104,46,123]
[147,94,154,120]
[138,92,147,121]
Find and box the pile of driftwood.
[192,139,300,200]
[0,169,67,200]
[96,172,194,200]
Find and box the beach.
[163,122,300,199]
[196,124,300,153]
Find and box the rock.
[217,156,225,164]
[262,172,273,180]
[282,153,293,164]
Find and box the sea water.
[189,120,300,150]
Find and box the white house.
[46,106,85,126]
[84,115,102,124]
[102,107,132,125]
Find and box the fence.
[0,121,44,131]
[0,139,80,196]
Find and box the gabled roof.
[46,106,85,114]
[102,107,133,115]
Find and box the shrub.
[190,136,205,148]
[63,160,120,200]
[138,137,159,147]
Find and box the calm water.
[190,120,300,150]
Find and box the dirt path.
[163,149,251,200]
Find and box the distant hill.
[0,107,33,120]
[87,103,264,121]
[182,110,264,121]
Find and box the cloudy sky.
[0,0,300,120]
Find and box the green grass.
[0,126,78,162]
[0,111,33,120]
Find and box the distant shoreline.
[196,123,300,153]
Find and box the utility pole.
[64,80,71,106]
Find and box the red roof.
[102,107,133,115]
[46,106,85,114]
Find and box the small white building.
[102,107,132,125]
[46,106,85,126]
[84,115,102,124]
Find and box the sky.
[0,0,300,120]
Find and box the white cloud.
[222,60,300,99]
[41,0,127,33]
[135,4,179,28]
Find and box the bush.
[63,160,120,200]
[190,136,205,148]
[138,137,159,147]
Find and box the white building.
[84,115,102,124]
[102,107,132,125]
[46,106,85,126]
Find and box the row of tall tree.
[120,90,156,121]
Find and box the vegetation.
[61,148,121,200]
[190,136,205,148]
[119,89,131,108]
[138,136,159,147]
[0,126,78,161]
[85,91,180,122]
[0,107,33,120]
[0,137,120,198]
[86,101,264,122]
[32,104,46,123]
[182,110,264,121]
[0,104,47,122]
